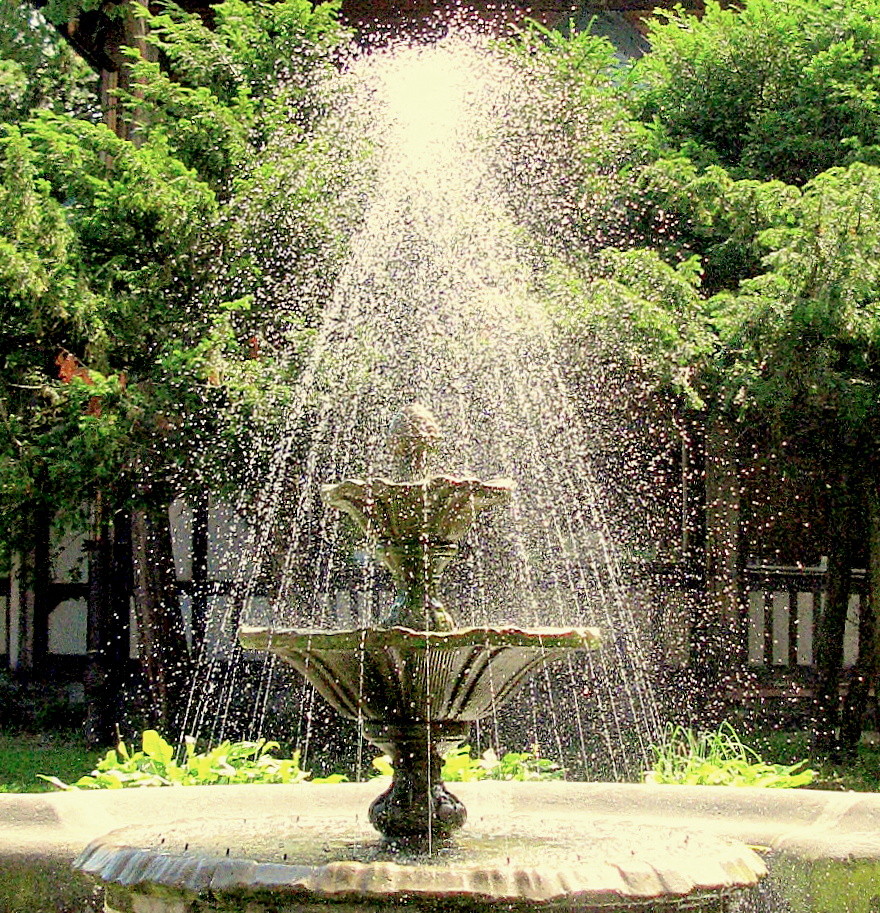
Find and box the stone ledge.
[1,783,879,913]
[4,782,880,861]
[74,815,766,911]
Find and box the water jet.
[71,25,765,913]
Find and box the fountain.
[240,402,600,844]
[73,404,767,912]
[70,22,765,913]
[180,30,664,786]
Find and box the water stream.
[186,32,662,781]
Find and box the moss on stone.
[770,855,880,913]
[0,859,100,913]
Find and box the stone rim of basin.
[238,623,602,651]
[74,814,767,910]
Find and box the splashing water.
[186,33,663,781]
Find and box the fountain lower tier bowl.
[238,625,600,843]
[74,801,767,913]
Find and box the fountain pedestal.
[365,720,469,840]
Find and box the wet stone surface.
[76,814,766,912]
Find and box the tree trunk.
[694,411,744,723]
[84,504,132,749]
[8,504,50,677]
[131,504,191,736]
[8,551,33,675]
[812,476,856,758]
[840,482,880,755]
[111,510,134,671]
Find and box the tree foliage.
[610,0,880,447]
[0,0,361,543]
[7,0,878,747]
[0,0,97,124]
[125,0,348,192]
[529,0,880,747]
[549,248,713,407]
[633,0,880,185]
[710,162,880,460]
[0,111,218,539]
[0,1,364,733]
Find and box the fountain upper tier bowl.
[321,472,516,631]
[321,474,515,543]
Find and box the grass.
[0,732,95,793]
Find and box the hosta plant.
[372,744,563,782]
[646,723,815,788]
[40,730,346,789]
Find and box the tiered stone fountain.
[73,405,767,912]
[242,403,601,844]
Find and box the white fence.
[744,562,864,670]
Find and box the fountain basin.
[6,782,880,911]
[74,800,766,913]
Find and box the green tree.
[618,0,880,751]
[0,0,362,738]
[709,163,880,754]
[0,111,219,732]
[0,0,97,123]
[523,0,880,746]
[633,0,880,185]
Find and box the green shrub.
[43,732,563,790]
[372,744,564,782]
[40,730,346,789]
[646,723,815,787]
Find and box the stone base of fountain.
[76,806,765,913]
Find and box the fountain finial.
[388,402,440,480]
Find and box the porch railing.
[743,563,866,670]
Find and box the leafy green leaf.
[647,723,816,787]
